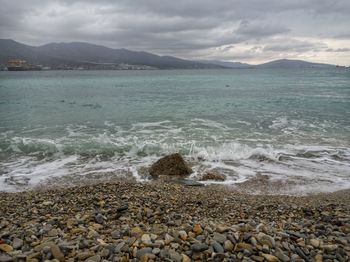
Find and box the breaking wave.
[1,119,350,193]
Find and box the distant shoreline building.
[6,59,42,71]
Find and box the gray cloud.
[0,0,349,64]
[326,48,350,52]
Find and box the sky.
[1,0,350,65]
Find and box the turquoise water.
[0,69,349,192]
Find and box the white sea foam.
[1,119,350,194]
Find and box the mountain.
[198,58,334,69]
[0,39,223,69]
[0,39,336,70]
[255,59,333,69]
[198,60,252,68]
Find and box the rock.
[193,224,203,235]
[213,253,226,262]
[261,253,279,262]
[50,244,65,262]
[99,248,110,257]
[164,233,174,245]
[154,240,165,247]
[224,240,234,251]
[178,230,188,241]
[140,253,153,262]
[211,241,224,253]
[130,227,143,237]
[0,244,13,253]
[141,234,152,245]
[0,254,13,262]
[295,247,309,261]
[115,241,126,253]
[234,242,253,252]
[213,232,226,244]
[310,239,320,248]
[169,249,182,262]
[12,238,23,249]
[275,247,290,262]
[182,254,191,262]
[136,247,153,258]
[111,230,121,239]
[95,214,105,224]
[256,232,275,248]
[85,255,101,262]
[77,251,95,260]
[200,171,226,181]
[152,248,161,255]
[314,254,323,262]
[322,244,338,252]
[191,243,209,252]
[117,205,128,213]
[251,255,265,262]
[149,153,192,178]
[216,225,230,233]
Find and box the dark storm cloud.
[0,0,349,63]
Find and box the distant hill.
[0,39,223,69]
[254,59,333,69]
[0,39,336,70]
[198,58,334,69]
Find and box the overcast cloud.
[1,0,349,65]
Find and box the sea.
[0,69,349,193]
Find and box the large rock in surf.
[149,153,192,178]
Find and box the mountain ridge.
[0,39,336,69]
[0,39,224,69]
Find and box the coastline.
[1,181,349,261]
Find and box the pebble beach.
[1,181,349,262]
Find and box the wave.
[1,119,350,193]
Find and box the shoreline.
[1,180,349,261]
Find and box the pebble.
[178,230,188,241]
[152,247,160,255]
[235,242,253,252]
[0,180,349,262]
[191,243,209,252]
[216,225,230,233]
[0,254,13,262]
[77,251,95,260]
[164,233,174,245]
[0,244,13,253]
[275,247,290,262]
[257,232,275,248]
[86,255,101,262]
[213,232,226,244]
[95,214,105,224]
[111,230,121,239]
[12,238,23,249]
[141,234,151,245]
[322,244,338,252]
[136,247,153,258]
[182,253,191,262]
[130,226,143,237]
[310,238,320,248]
[193,224,203,235]
[50,244,64,262]
[169,249,182,262]
[261,253,279,262]
[211,241,224,253]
